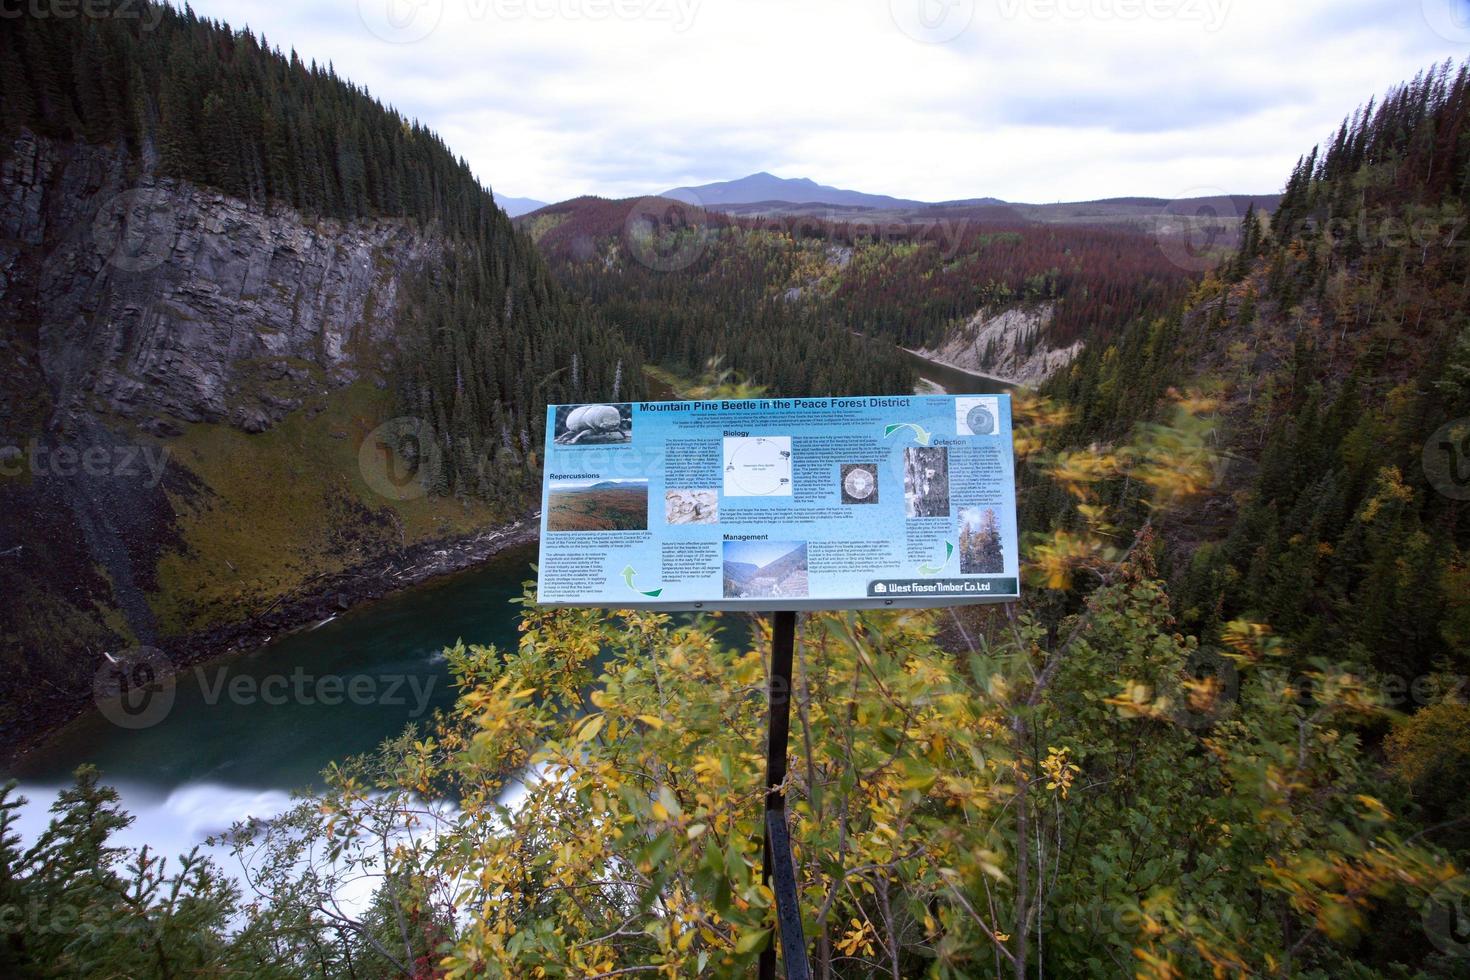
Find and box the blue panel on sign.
[536,395,1020,610]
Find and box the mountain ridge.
[529,177,1280,231]
[662,171,927,209]
[497,194,549,217]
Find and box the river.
[5,352,1005,860]
[899,347,1017,395]
[5,543,540,860]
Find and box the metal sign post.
[759,610,811,980]
[534,394,1021,977]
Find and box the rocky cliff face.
[0,132,489,744]
[0,131,441,436]
[910,304,1080,387]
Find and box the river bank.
[3,541,544,897]
[898,346,1020,393]
[2,515,540,767]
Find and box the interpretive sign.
[535,395,1020,610]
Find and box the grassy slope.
[152,382,507,636]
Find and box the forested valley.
[3,0,643,506]
[522,190,1205,393]
[1,2,1468,976]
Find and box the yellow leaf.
[576,714,605,744]
[658,784,683,820]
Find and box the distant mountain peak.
[661,172,926,210]
[496,194,549,217]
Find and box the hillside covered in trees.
[1,0,642,502]
[1039,58,1470,693]
[0,1,639,739]
[523,196,918,396]
[5,0,504,228]
[523,185,1204,392]
[1033,54,1470,897]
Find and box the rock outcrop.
[909,304,1080,387]
[0,132,484,749]
[0,131,441,437]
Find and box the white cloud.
[193,0,1467,203]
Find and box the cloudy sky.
[191,0,1469,205]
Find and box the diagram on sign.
[622,565,664,598]
[840,463,879,504]
[955,396,1000,436]
[723,436,793,496]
